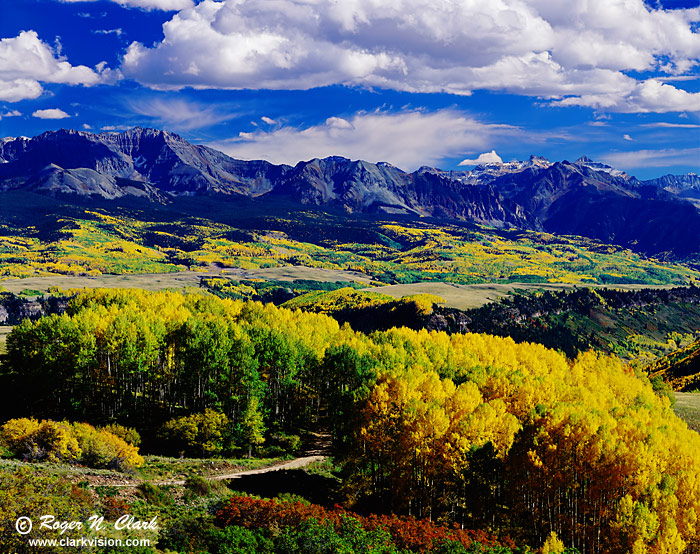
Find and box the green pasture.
[0,266,373,296]
[674,392,700,433]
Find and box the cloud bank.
[212,109,518,171]
[121,0,700,112]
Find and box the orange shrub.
[0,418,143,470]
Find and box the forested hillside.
[0,198,697,286]
[648,338,700,391]
[460,286,700,361]
[1,288,699,553]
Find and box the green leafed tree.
[241,395,266,458]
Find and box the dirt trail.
[99,432,331,489]
[152,455,326,487]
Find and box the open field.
[674,392,700,433]
[0,266,373,295]
[363,281,678,310]
[0,269,679,312]
[221,266,374,284]
[0,270,218,294]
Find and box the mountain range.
[1,127,699,257]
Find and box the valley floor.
[0,267,680,309]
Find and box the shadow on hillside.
[225,469,340,506]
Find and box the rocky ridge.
[1,127,699,256]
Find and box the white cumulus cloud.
[32,108,71,119]
[0,79,43,102]
[0,31,117,102]
[119,0,700,112]
[556,79,700,113]
[210,109,519,171]
[459,151,504,166]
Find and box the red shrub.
[216,497,508,553]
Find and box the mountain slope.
[485,159,700,256]
[269,157,538,227]
[1,127,699,257]
[644,173,700,208]
[0,128,289,199]
[0,129,536,229]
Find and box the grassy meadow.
[362,281,678,310]
[674,392,700,433]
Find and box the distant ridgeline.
[0,130,698,286]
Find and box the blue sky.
[0,0,698,179]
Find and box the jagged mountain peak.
[377,161,402,170]
[526,155,551,167]
[1,127,700,256]
[572,155,633,180]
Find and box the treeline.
[2,289,700,553]
[209,282,700,360]
[201,276,368,305]
[1,289,351,456]
[7,283,700,364]
[259,284,700,360]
